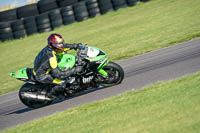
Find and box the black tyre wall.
[88,8,100,18]
[61,5,73,12]
[85,0,101,18]
[73,1,89,22]
[36,13,50,25]
[36,13,52,33]
[57,0,78,7]
[11,20,27,39]
[49,9,63,29]
[24,16,38,35]
[127,0,139,6]
[61,6,75,25]
[11,20,24,31]
[13,30,27,39]
[0,9,17,22]
[140,0,150,2]
[17,3,39,19]
[62,15,75,25]
[87,2,98,10]
[0,22,13,41]
[98,0,113,14]
[38,0,58,13]
[111,0,127,10]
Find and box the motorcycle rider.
[33,33,85,99]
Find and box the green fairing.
[85,47,109,77]
[57,54,76,70]
[10,68,28,79]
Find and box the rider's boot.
[47,76,77,100]
[47,82,66,100]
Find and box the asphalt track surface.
[1,38,200,131]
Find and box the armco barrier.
[0,0,145,41]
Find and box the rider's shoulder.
[42,46,54,57]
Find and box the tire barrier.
[0,23,13,41]
[112,0,127,10]
[98,0,114,14]
[36,13,52,33]
[61,6,76,25]
[0,9,17,22]
[86,0,101,18]
[73,2,89,22]
[57,0,78,7]
[49,9,63,29]
[127,0,139,6]
[11,20,27,39]
[23,16,38,35]
[17,4,39,19]
[0,0,146,41]
[140,0,150,2]
[38,0,58,14]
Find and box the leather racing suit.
[33,43,83,85]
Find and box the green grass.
[1,0,200,95]
[2,71,200,133]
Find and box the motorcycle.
[10,46,124,108]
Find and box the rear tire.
[19,83,52,108]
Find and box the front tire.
[19,83,52,108]
[97,62,124,86]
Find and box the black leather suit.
[34,43,82,84]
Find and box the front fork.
[97,60,109,78]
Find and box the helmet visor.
[52,41,64,48]
[51,41,65,53]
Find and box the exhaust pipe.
[21,92,52,101]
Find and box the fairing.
[10,68,29,80]
[57,54,76,70]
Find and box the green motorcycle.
[10,46,124,108]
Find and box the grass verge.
[2,71,200,133]
[0,0,200,94]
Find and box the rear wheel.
[19,83,52,108]
[96,62,124,86]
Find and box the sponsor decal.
[82,76,94,83]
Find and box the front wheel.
[19,83,52,108]
[96,62,124,86]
